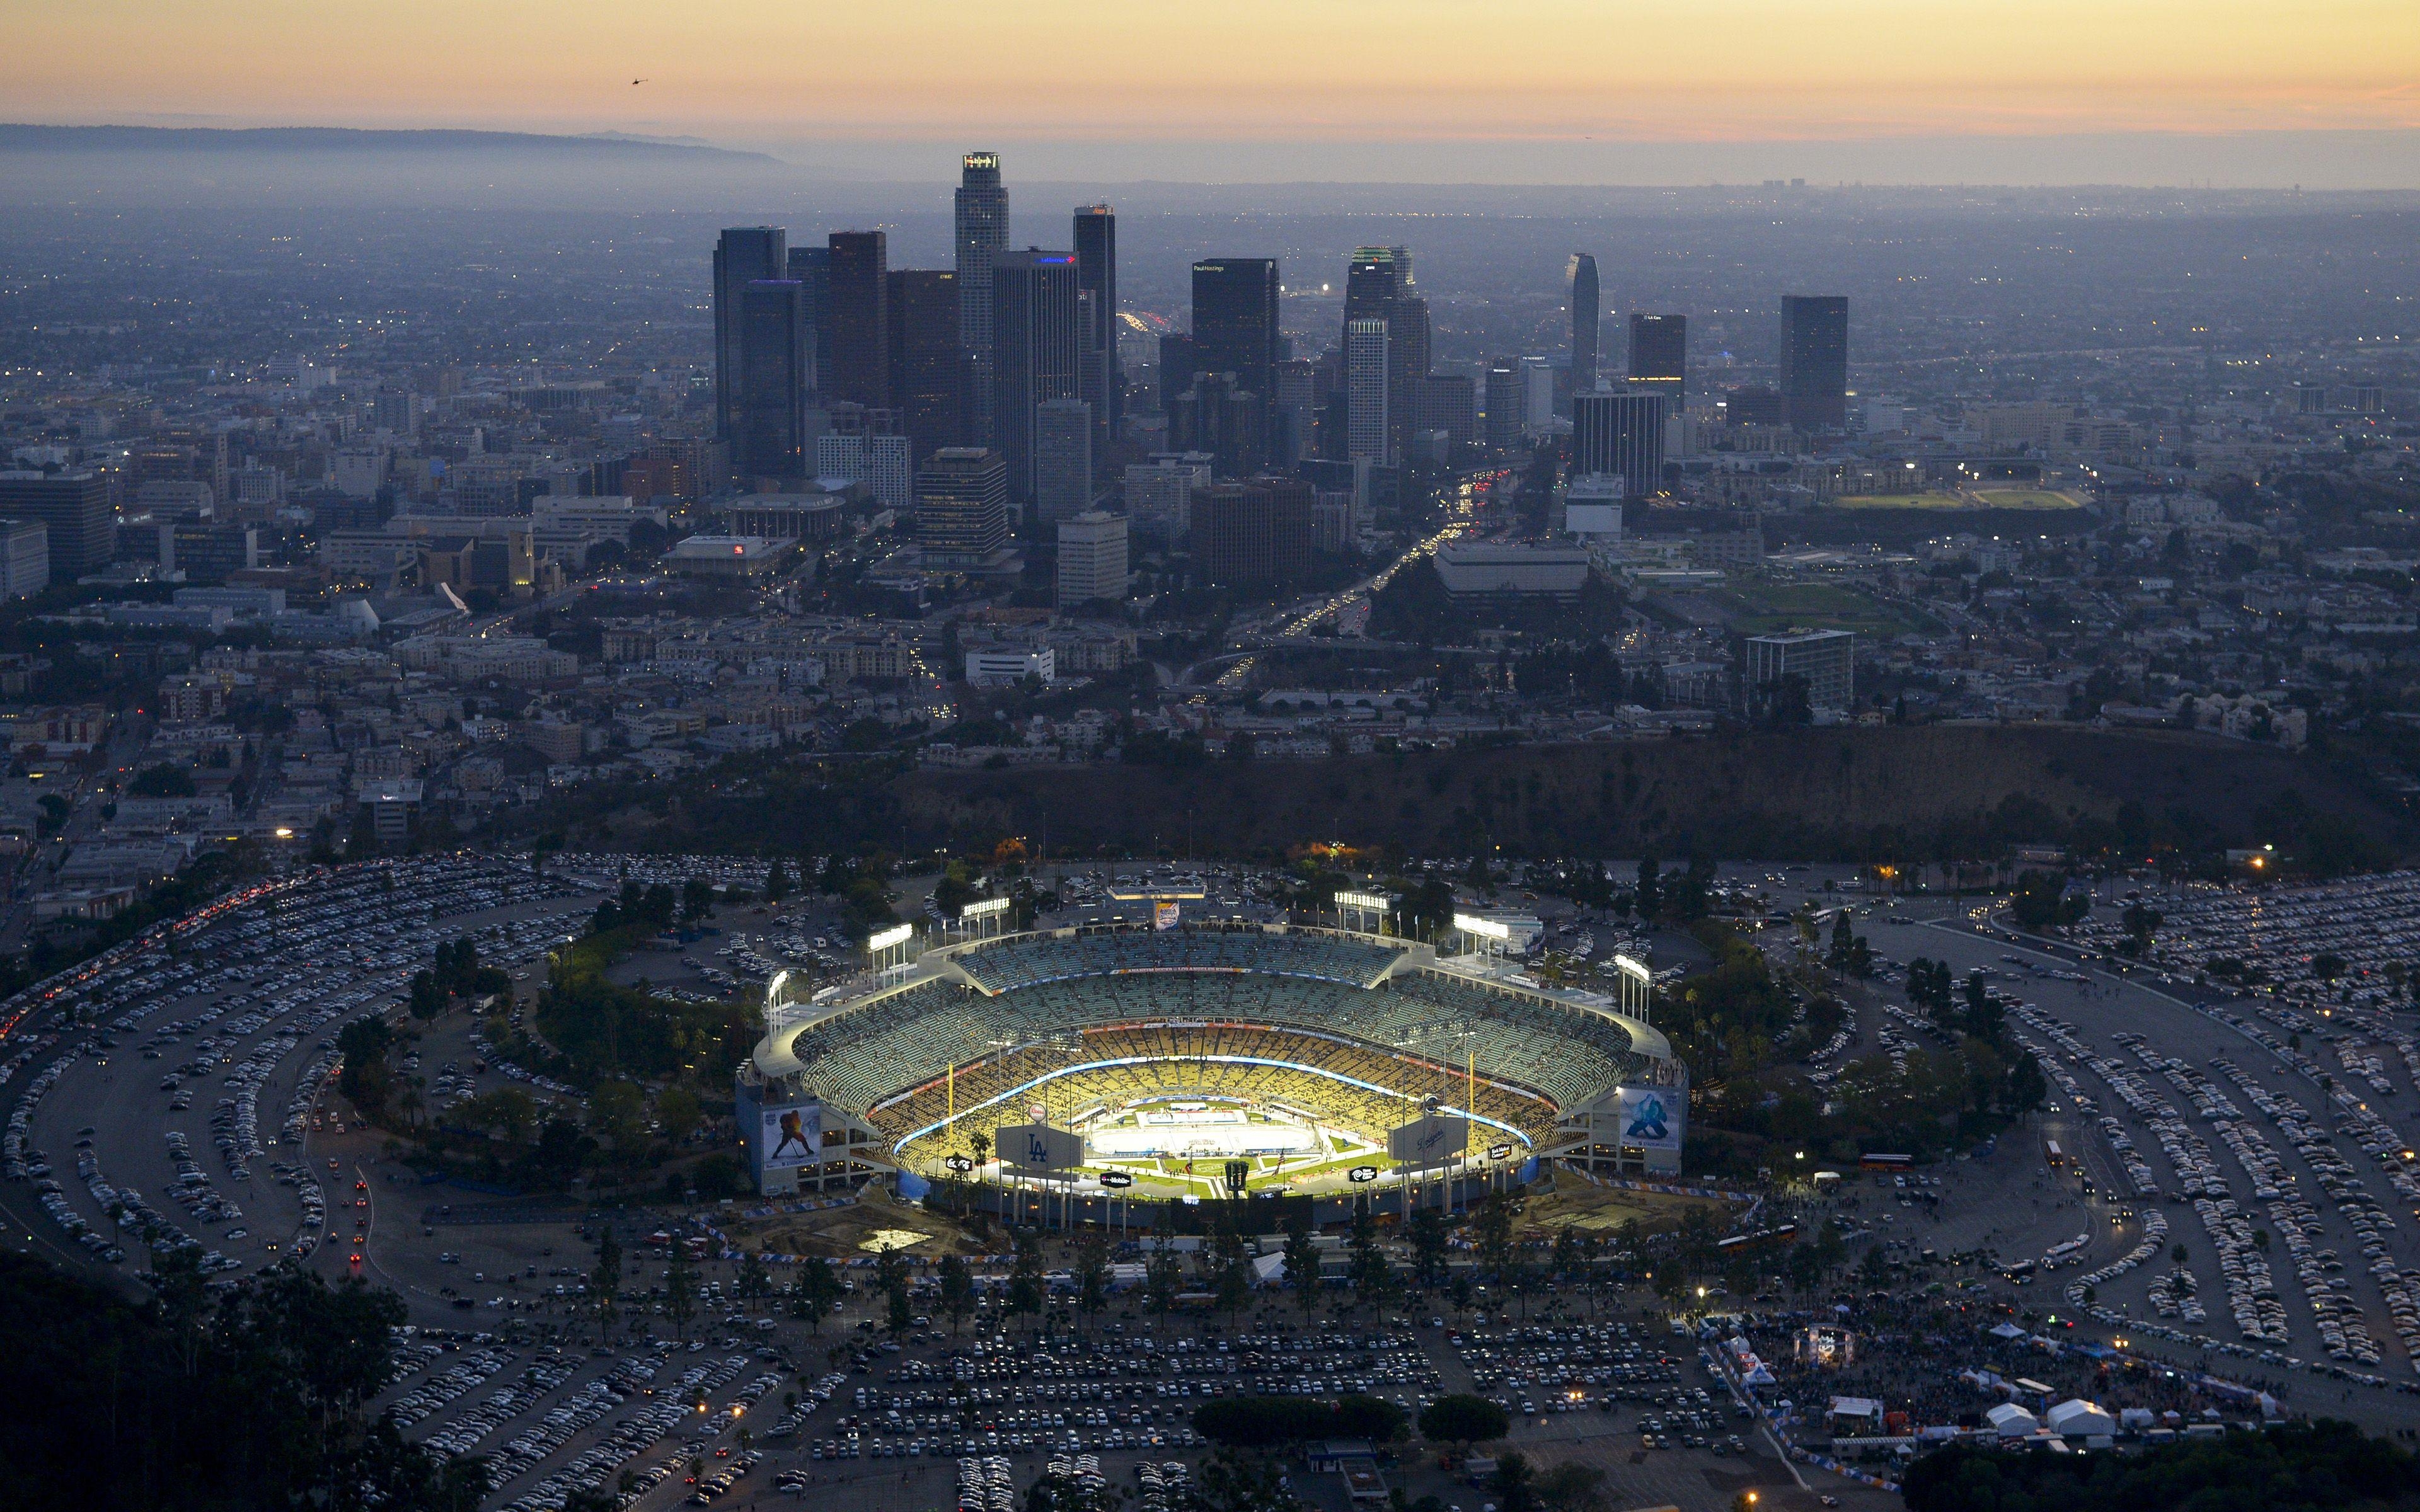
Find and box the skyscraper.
[1573,389,1665,500]
[1628,312,1687,410]
[785,244,833,395]
[734,280,812,480]
[1192,478,1313,594]
[712,226,785,444]
[0,471,110,580]
[886,268,962,465]
[1155,333,1196,415]
[1344,246,1400,324]
[1344,318,1390,464]
[1034,398,1094,525]
[1484,362,1523,449]
[1073,205,1118,443]
[916,447,1010,564]
[824,231,889,408]
[1778,295,1849,429]
[1385,292,1429,456]
[955,152,1009,443]
[989,249,1083,507]
[1190,258,1280,403]
[1056,510,1129,607]
[1569,253,1600,393]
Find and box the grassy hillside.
[890,725,2405,865]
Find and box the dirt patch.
[1519,1182,1732,1237]
[740,1192,986,1258]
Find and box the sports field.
[1826,488,2085,512]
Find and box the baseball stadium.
[736,922,1686,1215]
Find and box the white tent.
[2046,1399,2118,1443]
[1987,1402,2040,1438]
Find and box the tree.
[1282,1215,1322,1319]
[790,1257,842,1331]
[1473,1191,1518,1288]
[588,1079,647,1151]
[681,877,715,923]
[1409,1206,1450,1292]
[1534,1462,1605,1512]
[1211,1216,1253,1327]
[1075,1229,1112,1331]
[1145,1230,1184,1333]
[656,1085,702,1143]
[1634,856,1662,920]
[1492,1452,1538,1512]
[938,1252,975,1335]
[1008,1227,1047,1329]
[1188,1448,1301,1512]
[407,969,447,1022]
[1347,1205,1388,1315]
[875,1243,912,1334]
[665,1246,698,1340]
[737,1249,773,1307]
[765,859,793,902]
[1419,1394,1509,1449]
[592,1227,623,1342]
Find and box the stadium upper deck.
[744,924,1684,1184]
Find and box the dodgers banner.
[1614,1085,1683,1151]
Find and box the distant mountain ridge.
[0,124,775,162]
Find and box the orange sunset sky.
[8,1,2419,178]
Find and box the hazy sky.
[12,0,2420,183]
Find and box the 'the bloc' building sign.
[1386,1113,1469,1171]
[999,1123,1085,1174]
[1613,1085,1683,1150]
[759,1102,823,1171]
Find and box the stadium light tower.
[1613,953,1655,1022]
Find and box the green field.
[1826,491,1973,510]
[1971,488,2087,510]
[1714,581,1936,638]
[1826,488,2086,512]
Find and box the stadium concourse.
[738,922,1686,1216]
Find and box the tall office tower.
[1056,509,1129,607]
[1344,318,1390,463]
[815,405,913,512]
[916,446,1010,564]
[1388,246,1414,289]
[1124,455,1206,546]
[1385,293,1429,455]
[1740,629,1853,716]
[1034,399,1094,525]
[1192,478,1312,593]
[1568,253,1601,396]
[1778,295,1849,429]
[885,269,963,465]
[734,280,814,479]
[1412,374,1477,451]
[1073,205,1118,442]
[1271,358,1316,466]
[1521,358,1558,435]
[1344,246,1400,324]
[712,226,786,444]
[955,151,1010,442]
[1628,312,1687,410]
[1190,258,1281,404]
[989,249,1083,505]
[1484,362,1523,449]
[1573,389,1665,501]
[785,244,833,394]
[0,470,110,580]
[823,231,889,407]
[1167,372,1264,479]
[1155,333,1196,415]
